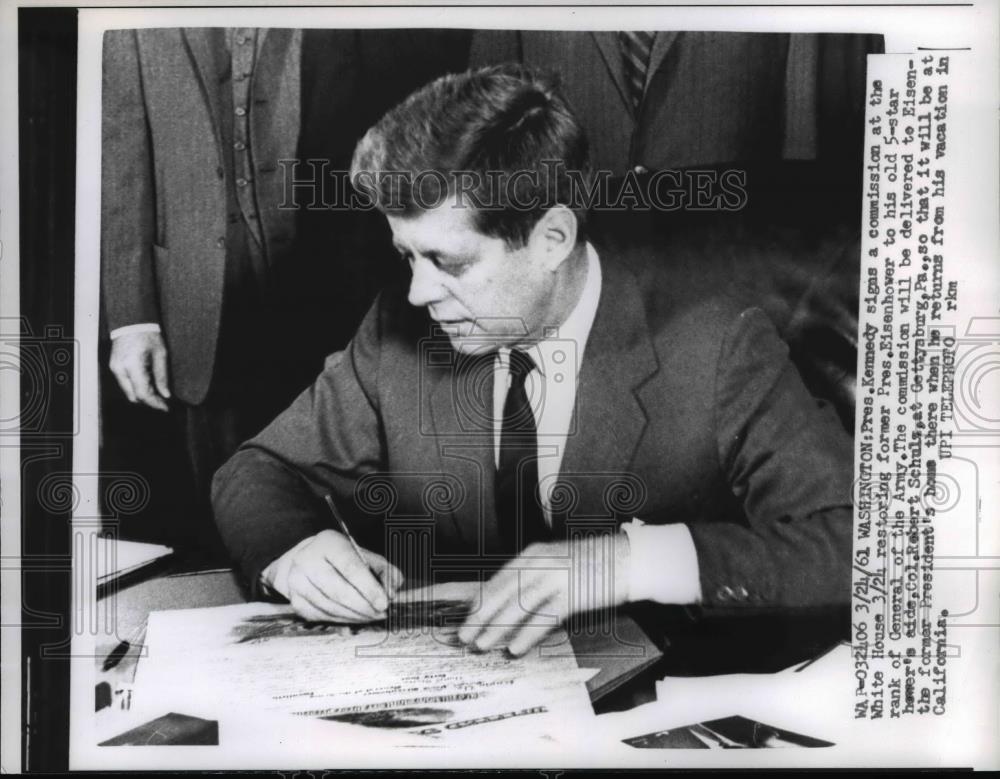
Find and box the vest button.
[715,585,735,601]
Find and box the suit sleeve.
[101,30,161,330]
[688,307,855,609]
[211,298,386,595]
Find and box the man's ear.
[531,205,578,272]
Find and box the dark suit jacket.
[470,30,882,174]
[212,244,855,611]
[101,28,471,404]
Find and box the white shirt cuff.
[110,322,161,339]
[621,519,703,605]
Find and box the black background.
[19,7,77,772]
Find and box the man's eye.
[442,262,469,277]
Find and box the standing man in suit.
[212,65,854,654]
[101,28,470,555]
[469,30,882,175]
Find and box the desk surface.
[98,568,245,657]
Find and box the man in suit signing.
[212,65,855,655]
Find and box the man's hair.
[350,64,591,247]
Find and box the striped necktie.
[619,31,656,112]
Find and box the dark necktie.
[619,31,656,112]
[495,349,549,555]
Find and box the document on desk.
[132,581,597,744]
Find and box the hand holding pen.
[323,494,396,611]
[259,494,403,623]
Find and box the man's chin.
[445,331,506,357]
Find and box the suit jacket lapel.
[558,258,659,528]
[646,31,681,89]
[590,32,633,119]
[426,344,501,555]
[181,28,225,170]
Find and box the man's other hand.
[457,533,631,656]
[264,530,405,623]
[109,330,171,411]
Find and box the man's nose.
[407,257,447,308]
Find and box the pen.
[102,640,130,672]
[324,493,391,607]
